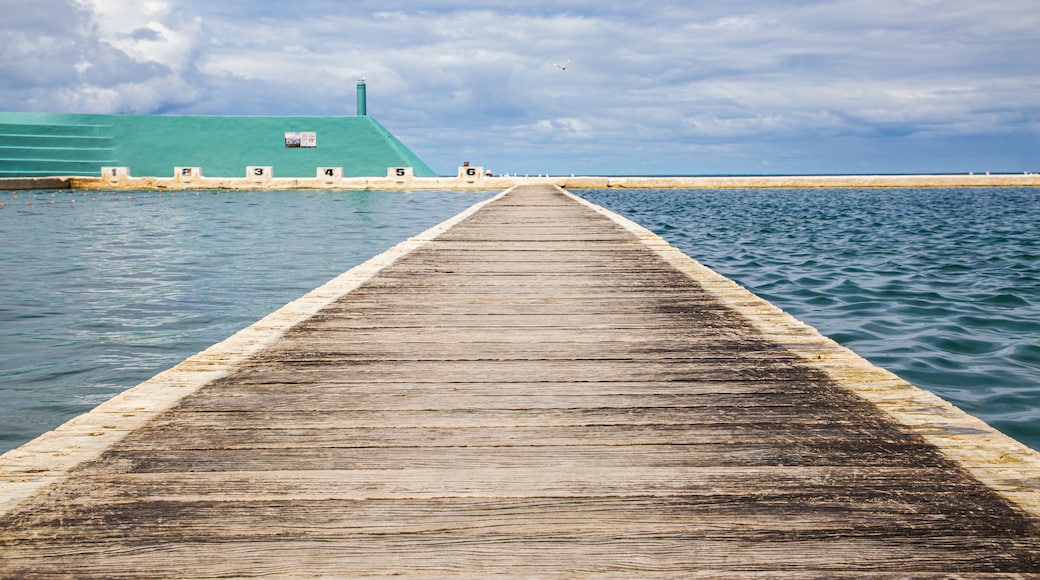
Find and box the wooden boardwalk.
[2,184,1039,576]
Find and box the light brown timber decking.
[1,184,1039,576]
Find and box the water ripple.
[579,187,1040,451]
[0,189,494,453]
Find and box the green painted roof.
[0,112,436,178]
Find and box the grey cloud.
[130,27,165,42]
[1,0,93,34]
[0,0,94,86]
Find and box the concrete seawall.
[32,172,1040,190]
[3,173,1037,192]
[0,177,70,191]
[558,173,1040,189]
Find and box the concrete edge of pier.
[0,187,515,515]
[560,186,1040,520]
[3,172,1040,192]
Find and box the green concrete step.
[0,134,114,148]
[0,123,111,138]
[0,146,116,162]
[0,159,113,173]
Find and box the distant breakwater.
[2,173,1039,192]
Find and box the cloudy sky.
[2,0,1037,175]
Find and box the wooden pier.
[2,185,1039,576]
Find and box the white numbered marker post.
[175,167,202,182]
[457,165,484,183]
[101,166,130,182]
[387,167,414,181]
[246,166,273,182]
[318,167,343,182]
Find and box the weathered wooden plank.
[220,359,823,384]
[267,330,764,349]
[11,496,1025,540]
[291,316,748,332]
[106,422,933,451]
[170,388,848,412]
[10,466,1006,503]
[76,442,953,473]
[3,536,1037,578]
[137,407,901,431]
[175,379,836,397]
[358,274,708,289]
[253,348,800,363]
[307,295,734,311]
[266,338,777,357]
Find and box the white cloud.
[53,74,200,113]
[73,0,202,72]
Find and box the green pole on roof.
[357,79,367,116]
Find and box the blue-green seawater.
[577,187,1040,451]
[0,189,495,454]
